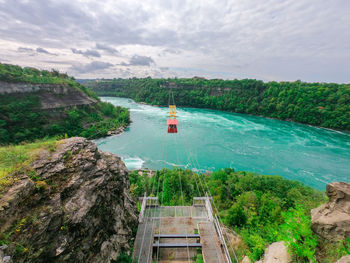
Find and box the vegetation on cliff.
[129,168,348,262]
[0,63,96,98]
[0,138,58,193]
[0,64,130,145]
[85,78,350,131]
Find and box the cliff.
[311,182,350,241]
[0,137,138,262]
[311,182,350,262]
[0,63,131,144]
[0,81,96,109]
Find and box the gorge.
[95,97,350,190]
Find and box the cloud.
[36,47,57,55]
[17,47,37,56]
[17,46,57,56]
[70,61,113,73]
[42,60,74,65]
[0,0,349,81]
[17,47,34,52]
[71,48,101,57]
[95,43,119,55]
[120,61,129,66]
[128,55,155,66]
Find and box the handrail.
[214,214,232,263]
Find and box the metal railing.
[213,214,232,263]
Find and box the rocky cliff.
[311,182,350,242]
[0,81,96,109]
[0,78,130,144]
[0,137,138,262]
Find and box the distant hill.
[84,77,350,131]
[0,64,129,144]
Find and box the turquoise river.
[95,97,350,190]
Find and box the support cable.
[174,133,191,263]
[155,120,168,262]
[138,159,159,262]
[192,154,239,263]
[156,165,166,262]
[145,165,162,263]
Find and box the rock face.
[311,182,350,242]
[0,81,96,109]
[256,242,292,263]
[0,137,138,263]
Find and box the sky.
[0,0,349,82]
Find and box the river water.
[95,97,350,190]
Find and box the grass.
[0,137,59,192]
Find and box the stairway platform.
[153,242,202,248]
[154,234,200,238]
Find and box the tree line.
[85,77,350,131]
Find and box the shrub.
[280,205,318,262]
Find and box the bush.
[226,204,247,227]
[280,205,318,262]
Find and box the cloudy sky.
[0,0,349,82]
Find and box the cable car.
[167,105,178,133]
[167,118,178,133]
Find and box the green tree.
[226,204,247,227]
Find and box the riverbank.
[106,123,129,136]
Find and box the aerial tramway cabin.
[167,105,178,133]
[167,119,178,133]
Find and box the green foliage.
[280,206,318,262]
[114,253,133,263]
[194,253,204,263]
[344,238,350,254]
[0,138,58,192]
[240,230,267,260]
[318,239,350,263]
[129,168,326,261]
[226,204,247,227]
[0,63,69,84]
[85,77,350,131]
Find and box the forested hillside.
[85,78,350,131]
[0,64,129,144]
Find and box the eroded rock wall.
[0,137,137,263]
[0,81,96,109]
[311,182,350,241]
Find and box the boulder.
[0,137,138,263]
[258,241,292,263]
[241,255,251,263]
[335,255,350,263]
[0,245,12,263]
[311,182,350,241]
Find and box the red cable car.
[167,119,178,133]
[167,103,178,133]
